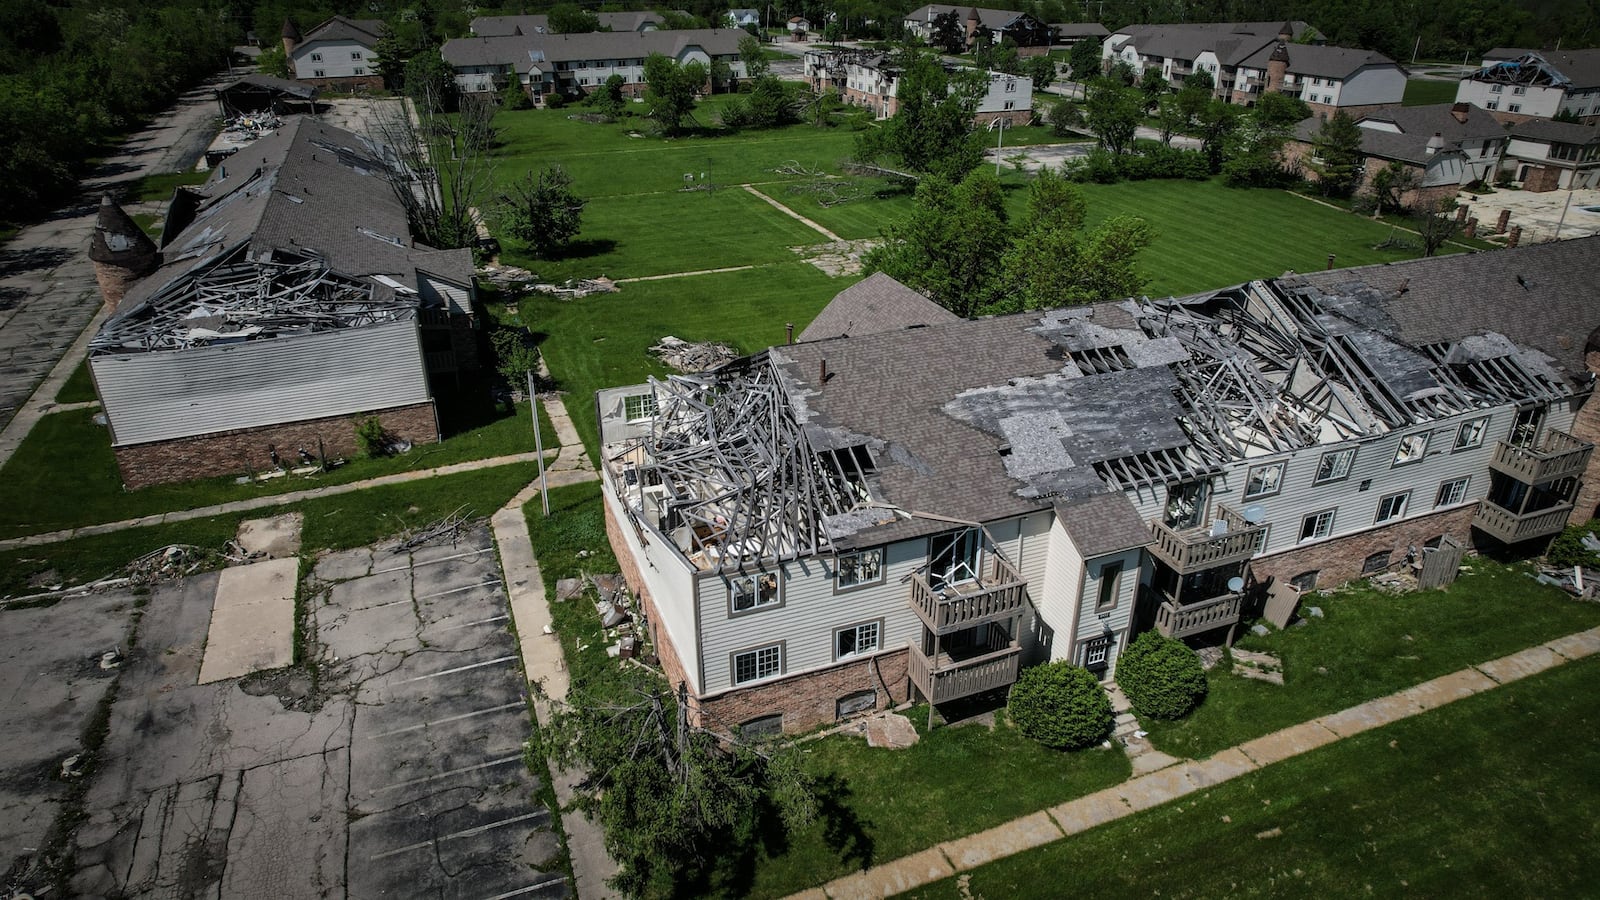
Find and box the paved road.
[0,72,229,432]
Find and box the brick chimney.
[1266,42,1290,94]
[282,18,302,57]
[88,194,159,312]
[1565,326,1600,524]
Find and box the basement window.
[1362,551,1391,575]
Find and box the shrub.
[1116,631,1207,720]
[1548,521,1600,569]
[1007,661,1113,750]
[354,416,389,459]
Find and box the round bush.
[1116,631,1208,720]
[1007,661,1113,750]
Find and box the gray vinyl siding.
[419,273,472,316]
[1010,512,1053,662]
[600,483,703,693]
[93,321,430,446]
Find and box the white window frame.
[313,69,325,78]
[1454,417,1489,451]
[1300,509,1335,543]
[729,572,781,615]
[311,52,323,61]
[623,393,657,423]
[1375,491,1410,523]
[1244,462,1285,499]
[1509,103,1522,113]
[351,51,363,60]
[353,67,364,75]
[1393,433,1429,466]
[732,643,783,684]
[1491,84,1503,93]
[835,548,885,590]
[1436,476,1471,508]
[1314,447,1356,484]
[834,620,882,660]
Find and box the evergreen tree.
[1307,110,1366,197]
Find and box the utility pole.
[528,370,550,516]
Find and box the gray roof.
[218,74,319,100]
[301,15,383,46]
[1052,23,1110,39]
[1511,118,1600,144]
[471,11,664,36]
[1296,236,1600,384]
[1294,103,1507,165]
[904,5,1041,32]
[797,273,960,342]
[1055,493,1153,558]
[1482,48,1600,90]
[1112,21,1316,66]
[1237,41,1398,79]
[444,28,745,68]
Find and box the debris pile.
[126,544,214,584]
[787,179,869,207]
[535,276,616,300]
[478,262,539,291]
[1532,563,1600,599]
[224,111,283,137]
[390,507,476,553]
[476,264,618,300]
[649,335,738,372]
[773,161,827,177]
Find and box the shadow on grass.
[697,771,875,899]
[543,237,619,262]
[434,375,516,439]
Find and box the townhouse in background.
[283,16,384,92]
[597,241,1600,736]
[443,29,746,103]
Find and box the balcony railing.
[1149,504,1265,575]
[1473,499,1573,544]
[1154,592,1243,640]
[908,633,1022,705]
[909,555,1029,635]
[1489,430,1593,485]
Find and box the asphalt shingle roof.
[904,5,1038,32]
[1236,41,1398,79]
[1294,103,1507,165]
[1511,118,1600,144]
[1056,493,1153,558]
[444,28,744,68]
[797,273,960,342]
[1481,48,1600,90]
[301,15,383,46]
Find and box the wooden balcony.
[1149,505,1265,575]
[1154,592,1243,640]
[909,555,1029,635]
[908,632,1022,705]
[1489,430,1592,485]
[1473,499,1573,544]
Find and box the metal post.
[1553,186,1575,241]
[993,117,1006,176]
[528,370,550,517]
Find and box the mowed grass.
[909,654,1600,899]
[513,262,847,458]
[1143,561,1600,760]
[1404,77,1461,107]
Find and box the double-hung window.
[1300,509,1335,542]
[1375,491,1410,523]
[1244,462,1284,499]
[835,549,884,589]
[1436,476,1470,507]
[730,573,780,614]
[1315,448,1355,484]
[835,621,881,659]
[732,644,782,684]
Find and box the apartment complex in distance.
[443,29,746,102]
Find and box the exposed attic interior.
[1472,53,1573,88]
[605,361,891,571]
[92,250,415,355]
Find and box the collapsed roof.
[604,239,1600,570]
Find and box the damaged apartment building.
[86,118,479,488]
[597,241,1600,736]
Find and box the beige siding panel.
[419,273,472,316]
[1073,548,1143,666]
[1039,519,1086,662]
[602,485,702,692]
[94,321,430,446]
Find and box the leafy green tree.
[593,73,627,118]
[497,164,585,258]
[1067,39,1101,83]
[487,326,541,387]
[1195,98,1239,172]
[864,171,1010,317]
[1221,92,1308,187]
[256,44,292,79]
[500,79,533,110]
[1368,160,1420,213]
[1415,195,1460,257]
[1116,631,1207,720]
[738,34,769,79]
[404,49,458,112]
[1306,110,1365,197]
[709,57,733,93]
[745,75,793,127]
[1137,68,1168,110]
[855,52,983,179]
[1000,169,1153,309]
[643,53,706,134]
[1175,71,1214,125]
[373,23,420,90]
[549,2,600,33]
[930,10,964,54]
[1024,54,1056,91]
[1046,97,1083,137]
[1083,78,1142,155]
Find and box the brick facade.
[301,74,384,93]
[92,262,143,313]
[975,108,1033,127]
[1246,504,1481,591]
[1522,165,1562,192]
[113,401,439,488]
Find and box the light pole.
[990,116,1007,175]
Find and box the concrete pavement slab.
[1316,692,1424,738]
[1544,626,1600,661]
[235,512,303,558]
[311,546,373,583]
[221,749,348,899]
[1047,786,1131,836]
[197,557,298,683]
[1236,720,1341,767]
[938,810,1062,870]
[823,846,955,900]
[1475,644,1565,684]
[1395,668,1498,711]
[1117,764,1200,812]
[1182,748,1258,787]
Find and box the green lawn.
[123,169,210,203]
[1143,561,1600,760]
[911,653,1600,899]
[1403,78,1461,107]
[0,397,558,540]
[54,359,97,404]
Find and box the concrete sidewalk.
[793,625,1600,900]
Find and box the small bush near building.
[354,416,389,459]
[1548,521,1600,569]
[1008,661,1113,750]
[1116,631,1208,720]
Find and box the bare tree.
[1414,195,1461,257]
[370,85,498,250]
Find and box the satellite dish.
[1227,576,1246,593]
[1242,504,1267,524]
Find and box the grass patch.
[0,398,558,540]
[123,169,210,203]
[54,359,98,404]
[130,212,162,240]
[911,654,1600,899]
[1143,561,1600,759]
[1403,78,1460,107]
[524,482,1131,899]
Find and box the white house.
[805,50,1031,124]
[1231,41,1406,117]
[726,8,760,29]
[443,29,747,102]
[1456,49,1600,123]
[1287,102,1508,206]
[597,242,1600,736]
[285,16,384,91]
[1502,118,1600,190]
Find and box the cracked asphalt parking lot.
[32,525,568,899]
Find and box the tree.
[542,674,816,898]
[930,10,964,54]
[593,73,627,118]
[1007,662,1113,750]
[1154,94,1184,146]
[643,53,705,134]
[1024,54,1056,91]
[1137,68,1168,110]
[549,2,600,33]
[854,52,983,179]
[864,171,1011,317]
[1046,97,1083,137]
[1306,110,1365,197]
[371,92,496,250]
[498,165,585,258]
[256,44,291,79]
[1415,195,1460,257]
[1174,71,1213,126]
[709,57,733,93]
[373,23,418,90]
[1083,79,1142,155]
[1000,169,1152,309]
[1115,631,1207,720]
[1220,92,1307,187]
[1194,98,1239,172]
[738,34,769,79]
[1067,39,1100,83]
[404,49,458,113]
[1368,160,1420,214]
[487,326,541,388]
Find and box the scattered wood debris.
[650,335,738,372]
[127,545,216,584]
[390,506,476,553]
[787,179,869,207]
[535,276,616,300]
[477,264,618,299]
[773,160,827,177]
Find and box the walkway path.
[487,391,619,899]
[792,625,1600,900]
[0,450,551,551]
[0,304,108,469]
[744,184,844,242]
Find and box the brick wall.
[1247,505,1480,590]
[92,262,142,313]
[698,649,911,735]
[113,401,439,488]
[302,74,384,93]
[1523,165,1561,192]
[974,108,1033,127]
